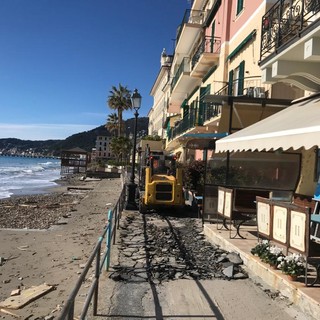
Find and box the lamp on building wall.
[125,89,142,210]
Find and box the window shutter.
[228,70,234,95]
[236,0,244,15]
[238,60,245,95]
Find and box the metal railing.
[202,103,222,124]
[167,76,267,141]
[260,0,320,62]
[191,36,221,69]
[57,185,126,320]
[171,57,190,91]
[168,107,197,141]
[176,9,205,46]
[214,76,266,97]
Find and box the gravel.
[110,212,248,283]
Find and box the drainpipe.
[226,97,233,186]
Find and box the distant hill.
[0,117,149,157]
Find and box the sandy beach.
[0,176,123,319]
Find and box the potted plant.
[251,240,269,258]
[262,245,284,269]
[277,253,306,281]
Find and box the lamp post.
[125,89,142,210]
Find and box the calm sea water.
[0,155,61,199]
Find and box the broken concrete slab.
[0,283,54,309]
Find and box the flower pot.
[270,263,278,270]
[287,274,298,281]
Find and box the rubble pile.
[110,212,248,283]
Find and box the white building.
[149,49,174,138]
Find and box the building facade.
[164,0,298,161]
[149,49,173,138]
[95,136,114,160]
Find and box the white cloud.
[0,123,99,141]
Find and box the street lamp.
[125,89,142,210]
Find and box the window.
[236,0,244,15]
[206,151,300,191]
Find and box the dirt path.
[0,178,123,319]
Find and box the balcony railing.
[171,57,190,91]
[214,76,266,97]
[191,36,221,69]
[260,0,320,62]
[202,103,222,124]
[176,9,205,46]
[168,98,224,141]
[168,107,197,141]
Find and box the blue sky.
[0,0,190,140]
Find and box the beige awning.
[215,94,320,152]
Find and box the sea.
[0,155,61,199]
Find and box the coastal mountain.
[0,117,149,157]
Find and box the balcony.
[170,57,202,106]
[175,9,205,60]
[260,0,320,63]
[214,76,268,97]
[201,103,222,125]
[190,36,221,78]
[167,99,223,142]
[168,108,197,141]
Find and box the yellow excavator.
[138,145,184,213]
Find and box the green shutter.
[183,105,189,118]
[237,0,244,15]
[238,61,245,95]
[166,121,171,138]
[228,70,234,95]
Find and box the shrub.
[183,160,205,194]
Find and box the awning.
[215,94,320,152]
[182,133,228,150]
[226,29,256,61]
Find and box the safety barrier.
[57,185,126,320]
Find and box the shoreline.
[3,173,86,200]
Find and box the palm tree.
[107,84,132,137]
[110,136,132,163]
[106,113,119,136]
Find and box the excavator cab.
[138,146,184,213]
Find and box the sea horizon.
[0,155,61,199]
